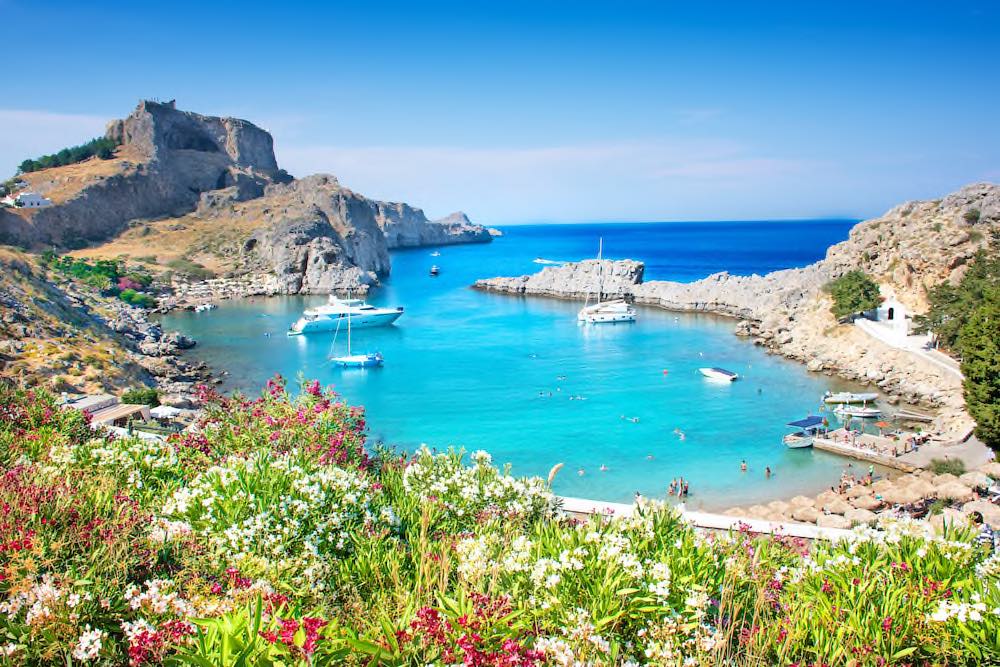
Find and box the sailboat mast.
[597,237,603,304]
[346,309,352,355]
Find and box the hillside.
[0,100,490,294]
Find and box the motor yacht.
[288,296,403,335]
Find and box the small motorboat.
[430,251,441,257]
[823,391,879,404]
[430,265,440,276]
[331,352,384,369]
[834,404,881,418]
[194,303,216,313]
[783,415,825,448]
[699,367,739,382]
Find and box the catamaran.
[288,296,403,335]
[577,238,637,324]
[823,391,879,404]
[783,415,825,449]
[699,367,739,382]
[330,307,384,369]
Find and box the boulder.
[936,482,974,502]
[791,506,821,523]
[977,461,1000,477]
[823,498,853,515]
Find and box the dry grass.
[17,145,147,205]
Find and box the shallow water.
[162,220,884,509]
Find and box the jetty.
[812,428,918,472]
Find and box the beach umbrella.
[936,482,974,503]
[844,508,877,526]
[933,473,959,485]
[846,485,873,498]
[851,495,883,511]
[816,514,852,530]
[791,506,821,523]
[872,479,896,494]
[767,500,791,515]
[789,495,815,508]
[816,490,840,506]
[978,462,1000,477]
[907,479,936,499]
[959,471,993,489]
[875,421,891,435]
[882,486,921,505]
[823,498,853,515]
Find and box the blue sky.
[1,1,998,223]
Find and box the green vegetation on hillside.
[41,253,158,308]
[121,386,161,406]
[16,136,120,174]
[915,233,1000,451]
[0,378,996,665]
[827,270,882,320]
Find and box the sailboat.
[330,307,384,368]
[577,238,637,324]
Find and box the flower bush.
[0,377,997,665]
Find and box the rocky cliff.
[475,183,1000,436]
[1,100,490,294]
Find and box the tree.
[827,270,881,320]
[959,288,1000,452]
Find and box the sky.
[1,1,998,224]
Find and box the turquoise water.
[162,221,877,509]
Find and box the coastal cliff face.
[475,182,1000,435]
[1,100,490,294]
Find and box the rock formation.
[0,100,490,294]
[475,183,1000,437]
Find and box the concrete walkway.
[900,435,995,470]
[559,496,852,541]
[854,319,962,380]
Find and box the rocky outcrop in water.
[476,259,644,300]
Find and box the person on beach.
[971,512,996,552]
[765,466,772,479]
[740,460,748,472]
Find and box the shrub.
[166,257,214,280]
[119,288,157,308]
[121,387,160,407]
[928,458,967,476]
[827,270,882,320]
[963,208,981,224]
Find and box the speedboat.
[834,404,881,418]
[430,251,441,257]
[288,296,403,335]
[823,391,879,404]
[577,299,636,324]
[332,352,383,368]
[193,303,216,313]
[783,415,825,448]
[699,367,739,382]
[430,265,440,276]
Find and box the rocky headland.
[475,183,1000,439]
[1,99,491,296]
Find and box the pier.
[812,432,917,472]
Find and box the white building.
[1,192,52,208]
[871,292,912,339]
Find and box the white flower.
[72,626,106,661]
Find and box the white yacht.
[288,296,403,335]
[823,391,879,404]
[577,238,637,325]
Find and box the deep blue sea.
[162,219,882,509]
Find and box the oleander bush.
[0,377,997,665]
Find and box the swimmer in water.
[765,466,772,479]
[631,417,640,423]
[600,464,608,472]
[646,454,654,460]
[577,468,585,476]
[740,460,748,472]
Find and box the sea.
[161,220,884,510]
